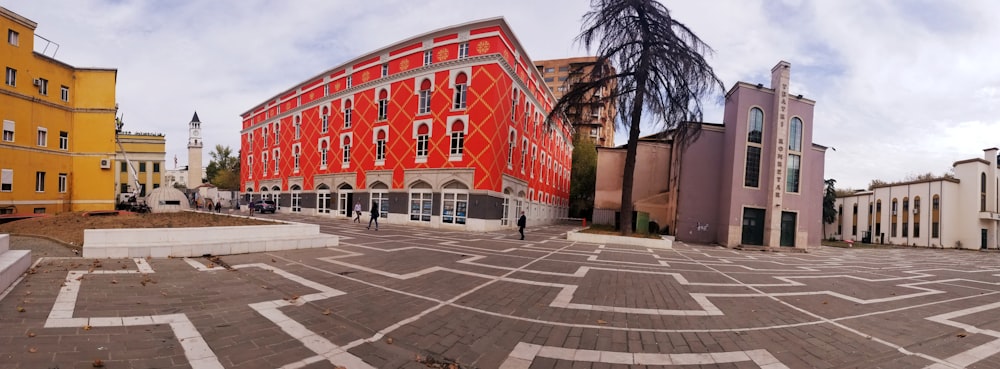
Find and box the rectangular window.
[7,29,18,45]
[381,63,389,77]
[510,89,518,121]
[35,171,45,192]
[294,123,301,139]
[544,77,554,82]
[321,114,329,133]
[38,78,48,95]
[458,42,469,58]
[59,131,68,150]
[507,136,515,168]
[545,67,555,73]
[320,147,328,168]
[424,49,433,65]
[410,192,432,222]
[744,146,761,187]
[558,66,569,72]
[346,75,352,88]
[450,132,464,156]
[120,162,127,172]
[521,139,528,173]
[453,84,467,110]
[418,89,431,115]
[58,173,67,193]
[36,128,47,147]
[2,120,13,142]
[376,139,386,162]
[0,169,12,192]
[61,86,69,102]
[342,144,351,166]
[294,152,300,171]
[378,98,388,121]
[786,154,801,193]
[5,67,15,86]
[344,108,352,128]
[416,134,429,159]
[153,163,160,173]
[273,150,280,174]
[139,162,146,172]
[932,222,939,238]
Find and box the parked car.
[251,200,276,214]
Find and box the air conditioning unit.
[32,78,41,86]
[99,158,111,169]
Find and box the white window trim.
[2,120,13,143]
[318,138,330,170]
[292,144,301,173]
[1,168,12,192]
[372,126,389,166]
[36,127,48,147]
[272,149,280,175]
[341,96,355,128]
[58,131,68,150]
[507,129,517,169]
[58,173,67,193]
[376,84,392,122]
[412,119,432,164]
[446,115,469,162]
[340,133,353,168]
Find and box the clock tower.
[187,111,203,189]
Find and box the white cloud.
[6,0,1000,192]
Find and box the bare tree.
[550,0,723,235]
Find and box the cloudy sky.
[6,0,1000,190]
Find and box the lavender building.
[594,61,828,250]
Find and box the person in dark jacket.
[367,202,379,230]
[517,211,526,240]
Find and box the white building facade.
[833,148,1000,250]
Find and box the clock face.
[192,129,200,137]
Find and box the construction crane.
[114,115,150,213]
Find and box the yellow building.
[114,132,166,203]
[0,6,118,214]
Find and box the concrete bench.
[82,222,338,258]
[0,234,32,294]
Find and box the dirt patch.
[0,211,275,247]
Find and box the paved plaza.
[4,215,1000,368]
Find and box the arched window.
[982,172,987,211]
[415,123,429,160]
[294,115,301,140]
[913,196,921,238]
[319,140,329,168]
[744,107,764,187]
[290,185,302,213]
[453,73,468,110]
[342,135,351,166]
[293,146,300,172]
[507,131,516,168]
[418,79,432,114]
[932,195,940,238]
[789,117,803,152]
[375,129,387,163]
[875,199,882,238]
[450,120,465,157]
[891,198,898,237]
[409,181,433,222]
[748,107,763,144]
[321,106,329,133]
[377,89,389,121]
[902,197,909,237]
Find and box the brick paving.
[4,213,1000,368]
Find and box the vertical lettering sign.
[773,79,790,202]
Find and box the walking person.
[215,201,221,213]
[517,211,526,240]
[367,202,380,230]
[354,202,362,223]
[249,200,255,216]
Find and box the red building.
[240,18,572,231]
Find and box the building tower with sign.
[187,112,203,189]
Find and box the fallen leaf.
[822,301,828,305]
[93,359,104,367]
[111,279,118,284]
[27,332,35,337]
[322,309,332,315]
[28,347,37,353]
[83,325,92,331]
[207,263,215,269]
[957,333,968,338]
[596,319,607,325]
[386,337,393,344]
[271,258,276,263]
[17,306,25,312]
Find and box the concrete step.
[0,249,31,295]
[0,234,8,253]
